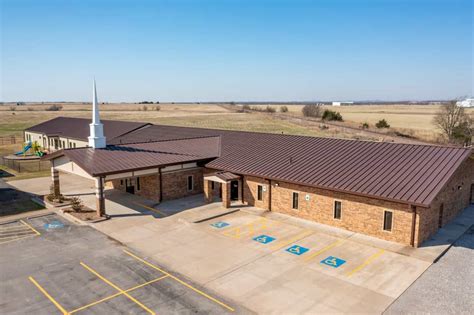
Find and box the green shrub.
[70,197,83,212]
[322,110,343,121]
[361,122,369,129]
[375,119,390,129]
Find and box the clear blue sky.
[1,0,472,102]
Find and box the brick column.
[51,167,60,197]
[222,182,231,208]
[204,179,213,203]
[95,177,105,217]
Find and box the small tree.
[361,122,369,129]
[70,197,83,212]
[433,101,472,143]
[375,119,390,129]
[302,104,321,118]
[155,105,161,111]
[280,105,288,113]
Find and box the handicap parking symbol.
[253,234,276,244]
[210,221,229,229]
[44,220,64,230]
[286,245,309,255]
[320,256,346,268]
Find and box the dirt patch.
[63,207,100,221]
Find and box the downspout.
[410,205,417,247]
[158,167,163,202]
[268,179,272,212]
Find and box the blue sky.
[1,0,472,102]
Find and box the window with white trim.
[383,210,393,231]
[334,201,342,219]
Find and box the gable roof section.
[112,124,472,207]
[46,136,221,176]
[26,117,150,142]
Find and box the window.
[292,192,299,209]
[120,179,123,186]
[136,177,140,191]
[211,181,215,189]
[73,143,76,148]
[383,210,393,231]
[62,141,65,148]
[187,175,194,191]
[334,201,342,219]
[257,185,263,201]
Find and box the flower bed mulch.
[63,207,102,221]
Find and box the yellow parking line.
[346,249,385,277]
[80,262,155,315]
[304,239,344,262]
[124,250,235,312]
[0,234,36,245]
[20,220,41,236]
[133,202,168,217]
[69,275,169,314]
[0,225,30,231]
[270,230,314,250]
[29,276,69,315]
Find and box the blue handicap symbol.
[44,220,64,230]
[320,256,346,268]
[253,235,276,244]
[210,221,229,229]
[286,245,309,255]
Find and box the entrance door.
[230,180,239,200]
[470,184,474,204]
[125,179,135,194]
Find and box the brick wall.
[416,156,474,246]
[109,167,204,202]
[162,168,203,200]
[266,180,414,245]
[243,176,270,210]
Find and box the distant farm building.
[332,101,354,106]
[456,98,473,108]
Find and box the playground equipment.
[14,141,32,156]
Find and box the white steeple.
[88,79,106,148]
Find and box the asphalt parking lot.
[0,214,249,315]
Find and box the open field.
[1,103,472,144]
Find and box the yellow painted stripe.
[80,262,156,315]
[0,234,36,245]
[0,233,36,241]
[69,275,169,314]
[222,218,269,239]
[0,225,31,231]
[133,202,168,217]
[346,249,385,277]
[29,276,69,315]
[124,250,235,312]
[270,230,314,250]
[20,220,41,235]
[304,239,344,262]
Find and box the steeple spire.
[88,79,106,149]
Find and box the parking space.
[0,219,40,245]
[199,211,431,312]
[0,214,248,315]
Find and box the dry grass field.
[250,104,474,142]
[1,103,472,146]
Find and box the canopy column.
[51,167,60,197]
[95,177,106,217]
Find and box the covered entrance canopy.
[44,136,221,216]
[204,171,242,208]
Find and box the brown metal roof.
[111,124,472,207]
[215,171,241,181]
[46,136,220,176]
[39,117,472,207]
[26,117,150,142]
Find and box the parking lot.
[0,214,248,315]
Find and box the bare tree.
[433,100,472,143]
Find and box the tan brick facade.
[242,156,474,247]
[110,168,204,202]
